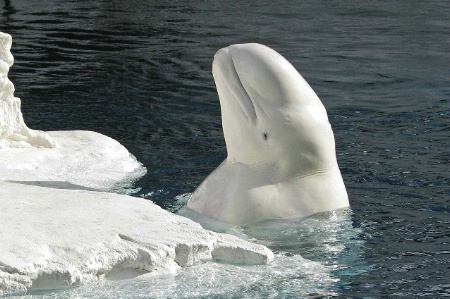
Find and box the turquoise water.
[2,0,449,297]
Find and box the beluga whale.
[186,43,349,225]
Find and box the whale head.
[187,43,348,225]
[213,44,336,174]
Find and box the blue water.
[1,0,449,297]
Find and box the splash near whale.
[187,43,349,225]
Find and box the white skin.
[187,44,349,225]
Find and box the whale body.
[186,43,349,225]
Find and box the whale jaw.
[187,43,349,225]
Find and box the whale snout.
[213,45,258,125]
[213,46,230,60]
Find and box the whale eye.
[263,133,268,141]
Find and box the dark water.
[1,0,449,298]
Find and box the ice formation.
[0,31,273,296]
[0,32,55,149]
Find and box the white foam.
[22,253,337,299]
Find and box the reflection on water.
[244,210,369,290]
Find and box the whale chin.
[187,43,349,226]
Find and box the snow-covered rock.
[0,31,273,296]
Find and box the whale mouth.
[214,47,258,124]
[229,54,257,123]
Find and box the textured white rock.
[212,234,273,265]
[0,31,273,296]
[0,181,273,295]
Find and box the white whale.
[186,43,349,225]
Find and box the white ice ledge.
[0,130,147,190]
[0,182,273,295]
